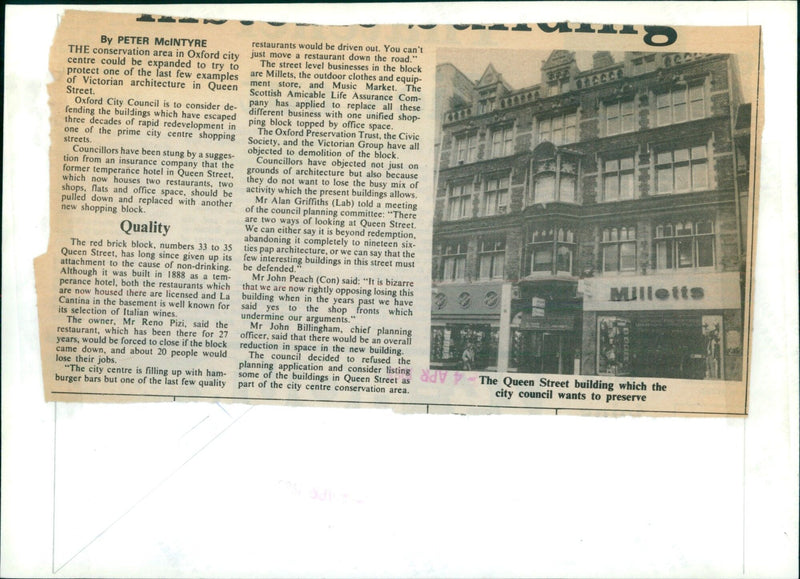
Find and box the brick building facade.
[430,51,751,380]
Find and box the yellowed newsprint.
[36,10,762,415]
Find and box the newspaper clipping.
[36,10,762,415]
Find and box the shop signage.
[431,282,507,316]
[484,291,499,308]
[514,311,575,331]
[583,272,741,312]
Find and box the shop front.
[509,281,582,375]
[510,313,580,374]
[581,272,743,380]
[430,282,511,371]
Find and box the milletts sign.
[582,272,741,312]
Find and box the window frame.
[453,132,478,165]
[532,169,556,204]
[655,82,706,127]
[558,158,578,204]
[477,98,495,115]
[530,154,580,205]
[441,241,468,282]
[483,174,510,216]
[490,125,515,158]
[605,98,636,136]
[631,54,657,76]
[601,226,638,273]
[536,111,578,145]
[445,182,472,221]
[527,226,576,276]
[654,143,710,195]
[478,237,507,280]
[601,153,636,202]
[654,219,715,270]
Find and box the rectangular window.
[602,226,637,272]
[537,113,577,145]
[530,227,554,273]
[453,133,478,164]
[533,246,554,272]
[602,155,635,201]
[484,176,509,216]
[446,183,471,220]
[491,131,501,157]
[555,227,574,274]
[655,220,715,270]
[491,126,514,158]
[656,85,705,126]
[455,137,466,164]
[632,55,656,76]
[531,156,579,204]
[479,238,506,279]
[559,174,576,203]
[656,93,669,125]
[655,145,708,194]
[548,79,570,96]
[467,134,478,163]
[442,242,467,281]
[689,84,705,119]
[533,173,555,203]
[606,99,635,135]
[538,118,549,143]
[528,227,574,275]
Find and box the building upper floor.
[435,52,751,212]
[431,203,742,284]
[440,51,745,139]
[437,134,737,223]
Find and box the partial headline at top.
[134,16,680,48]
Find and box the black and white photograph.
[431,49,753,381]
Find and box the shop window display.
[598,313,725,379]
[430,325,499,370]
